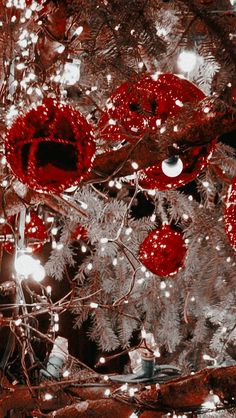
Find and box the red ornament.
[99,73,205,143]
[139,225,187,277]
[224,177,236,251]
[2,212,48,254]
[99,73,214,190]
[6,98,95,193]
[70,224,87,241]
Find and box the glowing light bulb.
[32,263,46,282]
[44,393,53,401]
[177,50,197,72]
[15,254,35,277]
[62,60,81,85]
[161,156,183,178]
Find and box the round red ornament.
[224,177,236,251]
[2,212,48,254]
[99,73,214,190]
[6,98,95,193]
[99,73,205,143]
[139,225,187,277]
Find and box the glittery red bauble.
[2,212,48,254]
[99,73,214,190]
[6,98,95,193]
[99,73,205,143]
[224,177,236,251]
[139,225,187,277]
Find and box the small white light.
[46,216,54,223]
[104,388,111,397]
[1,180,8,188]
[81,245,87,253]
[90,302,99,309]
[63,370,70,377]
[16,63,25,70]
[14,318,22,326]
[160,126,166,134]
[44,393,53,401]
[177,50,197,72]
[160,281,166,290]
[99,357,106,364]
[175,100,183,107]
[56,44,65,54]
[115,181,122,190]
[74,26,83,36]
[100,237,108,244]
[51,227,58,235]
[46,285,52,295]
[87,263,93,270]
[15,254,36,277]
[131,161,139,170]
[161,156,183,178]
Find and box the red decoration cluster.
[224,177,236,251]
[2,212,48,254]
[99,73,214,190]
[6,98,95,193]
[139,225,187,277]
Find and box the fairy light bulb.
[161,156,183,177]
[44,393,53,401]
[15,254,35,277]
[177,50,197,72]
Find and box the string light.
[177,50,197,72]
[44,393,53,401]
[63,370,70,377]
[104,388,111,396]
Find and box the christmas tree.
[0,0,236,416]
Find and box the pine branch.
[1,366,236,417]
